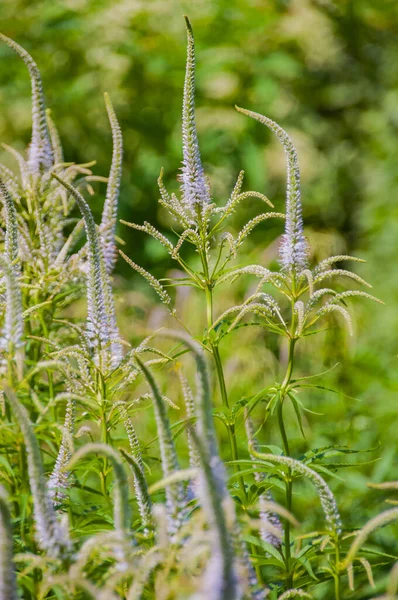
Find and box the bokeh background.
[1,0,397,580]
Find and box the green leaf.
[288,392,306,438]
[243,533,285,563]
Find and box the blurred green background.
[1,0,397,564]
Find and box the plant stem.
[278,332,296,589]
[334,541,341,600]
[98,374,111,506]
[278,397,293,588]
[203,252,265,583]
[204,282,246,497]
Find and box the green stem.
[205,284,258,580]
[98,375,112,507]
[334,541,341,600]
[200,231,263,583]
[204,282,246,496]
[38,307,55,402]
[278,331,297,589]
[278,397,293,588]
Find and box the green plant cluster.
[0,12,397,600]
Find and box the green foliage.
[0,10,397,600]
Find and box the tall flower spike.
[190,428,239,600]
[4,389,70,558]
[100,93,123,274]
[178,369,200,471]
[0,177,22,356]
[0,486,18,600]
[0,256,23,355]
[49,396,75,504]
[0,34,53,174]
[0,178,19,268]
[158,331,239,599]
[117,402,154,532]
[236,106,309,274]
[120,449,154,534]
[51,173,122,368]
[46,109,64,165]
[179,17,211,213]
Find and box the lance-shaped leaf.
[179,17,211,212]
[0,34,53,174]
[0,486,18,600]
[4,388,70,557]
[100,93,123,274]
[236,106,308,274]
[51,172,122,368]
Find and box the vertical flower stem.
[334,541,341,600]
[37,304,55,419]
[98,373,111,506]
[200,240,263,582]
[278,321,297,589]
[204,283,246,498]
[205,279,264,583]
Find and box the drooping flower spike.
[0,34,53,175]
[5,389,70,558]
[134,356,187,535]
[236,106,309,275]
[51,172,122,369]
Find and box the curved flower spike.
[0,256,23,355]
[46,109,64,165]
[4,388,70,558]
[51,172,122,369]
[341,507,398,569]
[0,34,53,174]
[101,93,123,274]
[134,356,186,535]
[250,450,342,536]
[179,17,211,213]
[236,105,309,274]
[67,443,130,536]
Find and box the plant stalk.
[278,328,297,590]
